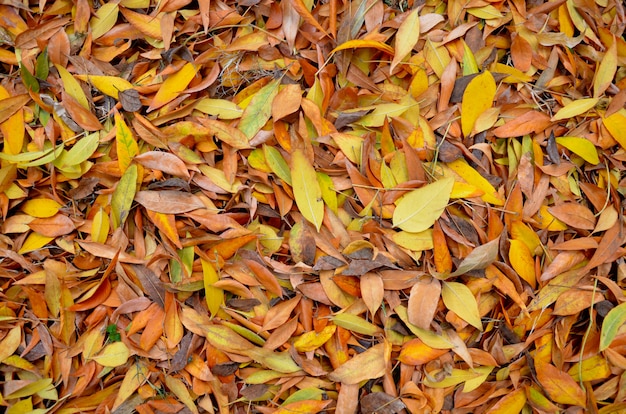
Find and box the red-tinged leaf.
[536,363,586,406]
[135,190,204,214]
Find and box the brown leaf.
[548,203,596,230]
[134,190,205,214]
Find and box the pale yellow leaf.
[392,177,453,233]
[390,8,420,73]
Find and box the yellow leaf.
[392,229,434,251]
[0,326,21,363]
[447,158,504,205]
[423,367,484,388]
[0,85,24,156]
[195,98,243,119]
[112,362,149,410]
[115,112,139,173]
[329,313,382,336]
[593,40,617,98]
[22,198,62,218]
[568,355,611,382]
[425,40,451,78]
[461,71,496,137]
[328,341,390,384]
[492,62,532,83]
[390,8,420,73]
[91,208,110,244]
[90,2,119,40]
[146,210,181,248]
[55,64,90,109]
[291,149,324,231]
[201,119,251,149]
[467,5,503,19]
[149,63,198,112]
[535,205,568,231]
[393,177,453,233]
[75,75,133,99]
[111,164,138,229]
[551,98,599,121]
[91,342,130,367]
[441,281,482,330]
[509,239,536,288]
[510,221,541,255]
[487,388,527,414]
[165,375,199,414]
[293,325,337,352]
[331,132,363,165]
[331,39,395,55]
[119,7,162,40]
[202,259,223,318]
[555,136,599,164]
[358,102,413,127]
[602,109,626,150]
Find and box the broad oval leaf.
[328,342,390,385]
[392,177,453,232]
[536,363,586,406]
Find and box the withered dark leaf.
[119,89,142,112]
[360,392,406,414]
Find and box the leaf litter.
[0,0,626,413]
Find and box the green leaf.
[264,145,292,185]
[111,164,137,229]
[238,79,280,139]
[442,281,483,330]
[291,149,324,231]
[600,301,626,351]
[54,132,99,168]
[392,177,453,232]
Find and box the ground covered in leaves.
[0,0,626,412]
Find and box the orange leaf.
[536,363,586,406]
[493,111,551,138]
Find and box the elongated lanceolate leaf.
[291,149,324,231]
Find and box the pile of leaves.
[1,0,626,412]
